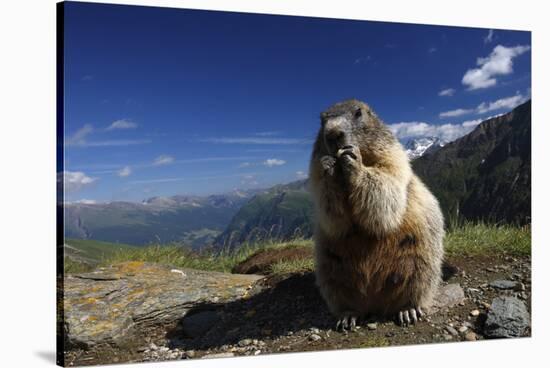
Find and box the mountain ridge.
[404,136,447,160]
[64,189,262,248]
[413,100,531,224]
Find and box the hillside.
[64,191,258,248]
[214,180,314,248]
[413,100,531,224]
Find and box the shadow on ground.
[165,259,461,352]
[166,272,335,350]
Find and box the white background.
[0,0,547,367]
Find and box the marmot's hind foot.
[396,307,424,326]
[335,313,360,331]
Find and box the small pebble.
[367,323,378,330]
[238,339,253,347]
[470,309,480,317]
[458,326,469,334]
[464,332,477,341]
[309,334,322,342]
[445,326,459,336]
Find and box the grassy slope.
[82,223,530,277]
[65,238,136,259]
[215,181,314,247]
[100,238,312,274]
[63,238,137,273]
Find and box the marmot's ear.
[354,108,363,119]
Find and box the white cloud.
[66,123,150,147]
[438,88,455,97]
[106,119,138,131]
[200,137,313,145]
[253,131,281,137]
[354,55,372,64]
[462,44,530,90]
[264,158,286,167]
[238,162,251,168]
[484,29,494,44]
[60,171,97,192]
[75,139,151,147]
[389,119,483,142]
[461,118,484,127]
[476,93,527,114]
[439,108,473,118]
[296,171,308,179]
[153,155,175,166]
[132,173,258,185]
[241,174,259,187]
[75,199,97,204]
[438,93,527,121]
[117,166,132,177]
[66,124,93,145]
[428,47,437,53]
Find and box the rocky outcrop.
[63,262,264,348]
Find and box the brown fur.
[309,99,444,319]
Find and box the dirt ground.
[64,253,531,366]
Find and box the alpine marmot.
[309,99,444,329]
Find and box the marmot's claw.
[340,149,357,160]
[335,314,359,331]
[337,146,358,160]
[320,155,336,176]
[397,307,423,326]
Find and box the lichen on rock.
[63,262,264,349]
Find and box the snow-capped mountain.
[404,137,447,160]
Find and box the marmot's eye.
[354,109,362,119]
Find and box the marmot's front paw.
[320,155,337,176]
[396,307,424,326]
[337,145,362,173]
[335,313,360,331]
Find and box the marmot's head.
[319,99,396,160]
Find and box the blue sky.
[62,2,531,202]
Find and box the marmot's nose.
[342,145,354,150]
